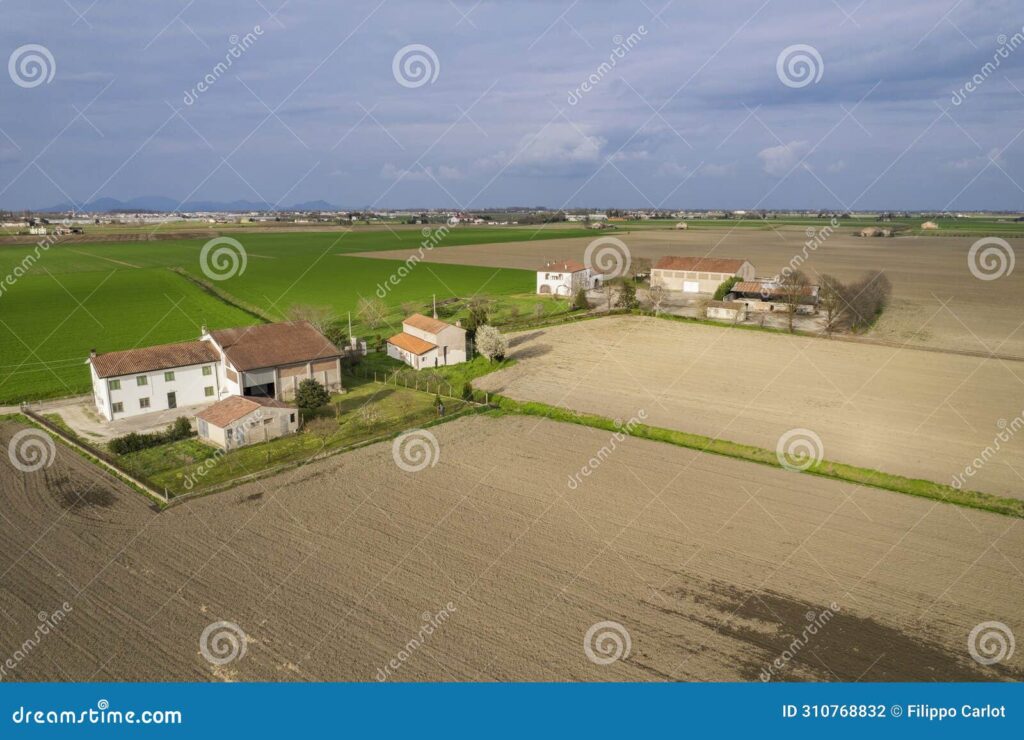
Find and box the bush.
[109,416,194,455]
[572,287,590,311]
[295,378,330,410]
[614,280,640,309]
[462,381,474,400]
[713,276,740,301]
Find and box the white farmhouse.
[536,259,600,296]
[387,313,467,369]
[88,321,342,421]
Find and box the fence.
[347,365,493,405]
[19,404,169,506]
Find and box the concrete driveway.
[24,396,214,443]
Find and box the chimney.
[455,319,462,328]
[200,323,208,336]
[89,348,96,359]
[432,294,438,320]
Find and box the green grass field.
[0,269,260,403]
[0,227,586,403]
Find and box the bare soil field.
[1,417,1021,682]
[353,227,1024,357]
[474,316,1024,500]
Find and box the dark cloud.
[0,0,1020,210]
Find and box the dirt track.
[474,316,1024,500]
[1,417,1021,682]
[354,227,1024,357]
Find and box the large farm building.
[88,321,342,421]
[650,256,754,293]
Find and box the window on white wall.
[109,379,121,391]
[164,371,175,382]
[139,398,150,409]
[202,366,212,376]
[111,402,123,414]
[136,376,147,386]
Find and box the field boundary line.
[167,266,275,324]
[489,395,1024,520]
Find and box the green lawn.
[116,378,471,496]
[0,269,259,403]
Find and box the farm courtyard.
[1,415,1021,682]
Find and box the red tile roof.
[210,321,340,371]
[403,313,454,336]
[733,281,817,297]
[90,340,219,379]
[542,259,587,273]
[388,331,437,355]
[196,395,293,428]
[653,256,749,274]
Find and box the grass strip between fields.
[488,396,1024,520]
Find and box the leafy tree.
[572,287,590,311]
[475,325,509,361]
[461,381,474,401]
[614,280,640,309]
[713,276,740,301]
[295,378,330,411]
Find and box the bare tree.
[628,257,652,282]
[846,270,891,331]
[777,270,811,333]
[400,301,420,317]
[818,274,846,336]
[286,304,336,334]
[647,284,666,315]
[356,296,389,329]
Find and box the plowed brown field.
[474,316,1024,500]
[1,417,1020,682]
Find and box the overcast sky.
[1,0,1022,211]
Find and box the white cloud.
[826,160,846,173]
[757,140,810,177]
[479,123,605,173]
[950,148,1005,171]
[380,163,463,181]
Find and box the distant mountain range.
[35,196,340,213]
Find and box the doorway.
[167,392,177,409]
